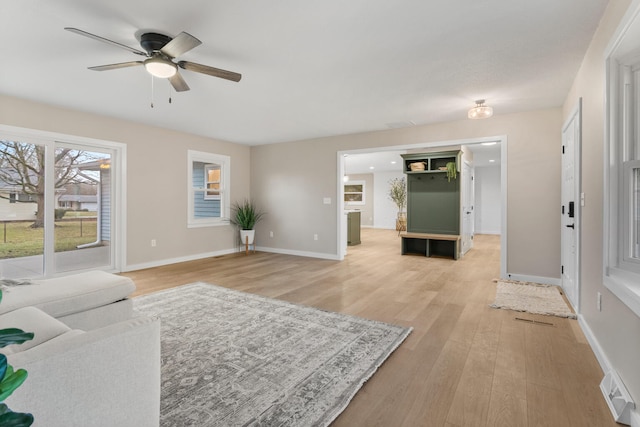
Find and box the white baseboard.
[475,230,501,235]
[578,315,639,426]
[578,315,612,379]
[124,245,341,272]
[503,273,561,286]
[123,248,237,272]
[256,246,340,260]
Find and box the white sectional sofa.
[0,270,136,330]
[0,271,161,427]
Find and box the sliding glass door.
[0,128,123,279]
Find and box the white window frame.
[187,150,230,228]
[604,1,640,318]
[203,164,221,201]
[624,160,640,262]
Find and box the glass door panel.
[54,146,112,273]
[0,139,45,278]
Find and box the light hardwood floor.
[123,228,615,427]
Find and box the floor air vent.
[600,370,635,425]
[514,317,554,326]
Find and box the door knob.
[566,224,575,229]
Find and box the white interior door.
[561,100,581,311]
[461,161,475,255]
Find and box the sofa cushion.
[0,271,135,318]
[14,329,85,356]
[0,306,72,355]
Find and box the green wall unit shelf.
[401,151,463,259]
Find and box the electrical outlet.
[597,292,602,311]
[314,234,318,241]
[151,239,157,247]
[269,231,274,238]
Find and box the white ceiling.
[1,1,608,146]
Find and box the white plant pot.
[239,229,255,245]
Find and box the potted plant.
[388,177,407,233]
[0,289,35,426]
[445,162,457,182]
[230,199,265,246]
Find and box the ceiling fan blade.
[88,61,143,71]
[169,72,190,92]
[65,27,147,57]
[161,32,201,58]
[178,61,242,82]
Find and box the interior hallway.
[123,228,614,426]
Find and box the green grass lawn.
[0,219,98,259]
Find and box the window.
[344,181,365,205]
[187,150,230,228]
[632,164,640,259]
[204,164,221,200]
[604,6,640,317]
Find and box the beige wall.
[0,89,563,279]
[252,108,563,277]
[0,95,251,268]
[563,0,640,405]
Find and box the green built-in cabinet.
[347,211,361,246]
[402,151,461,235]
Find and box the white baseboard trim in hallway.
[578,314,640,427]
[503,273,561,286]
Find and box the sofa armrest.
[5,315,161,427]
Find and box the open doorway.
[337,136,507,277]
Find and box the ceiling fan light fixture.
[144,56,177,78]
[468,99,493,119]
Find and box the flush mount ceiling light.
[468,99,493,119]
[144,56,177,78]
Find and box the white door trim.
[460,160,475,256]
[337,135,508,278]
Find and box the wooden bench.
[400,232,461,260]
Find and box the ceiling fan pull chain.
[169,82,172,104]
[150,75,155,108]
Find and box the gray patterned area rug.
[133,282,412,427]
[490,279,577,319]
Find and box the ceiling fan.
[64,27,242,92]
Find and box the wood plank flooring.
[122,228,616,427]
